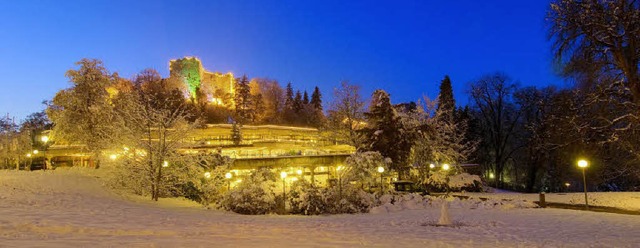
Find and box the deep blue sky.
[0,0,562,121]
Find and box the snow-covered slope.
[1,169,639,247]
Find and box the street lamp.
[26,153,32,170]
[377,166,385,192]
[442,164,450,171]
[280,171,288,210]
[336,165,343,200]
[577,159,589,209]
[225,172,233,191]
[41,136,49,170]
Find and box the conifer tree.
[284,83,294,111]
[303,91,309,105]
[234,75,252,124]
[294,90,303,113]
[231,122,242,146]
[311,86,322,111]
[361,90,412,178]
[437,75,455,121]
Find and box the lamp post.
[377,166,385,192]
[225,172,233,191]
[41,136,49,170]
[280,171,287,210]
[442,163,451,194]
[577,159,589,210]
[26,153,32,170]
[336,165,343,200]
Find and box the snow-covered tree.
[361,90,413,178]
[47,59,125,168]
[112,68,199,201]
[341,151,390,193]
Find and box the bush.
[288,180,376,215]
[222,169,277,215]
[288,180,327,215]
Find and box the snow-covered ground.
[1,169,639,247]
[465,191,640,211]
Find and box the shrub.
[222,169,277,215]
[288,180,327,215]
[288,181,376,215]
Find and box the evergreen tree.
[294,90,303,113]
[234,75,253,124]
[311,86,322,111]
[303,91,309,105]
[284,83,294,111]
[361,90,412,178]
[231,122,242,146]
[437,75,455,121]
[252,93,266,124]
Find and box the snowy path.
[1,170,639,247]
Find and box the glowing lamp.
[577,160,588,168]
[377,166,385,173]
[280,171,288,179]
[41,136,49,143]
[296,169,303,175]
[33,150,39,154]
[429,164,435,169]
[442,164,450,171]
[225,172,232,179]
[162,161,169,167]
[109,154,117,160]
[204,172,211,178]
[26,153,32,158]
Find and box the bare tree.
[327,81,366,148]
[469,73,521,188]
[549,0,640,102]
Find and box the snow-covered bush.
[108,151,232,205]
[288,180,326,215]
[322,185,376,214]
[341,151,389,193]
[288,180,376,215]
[448,173,482,192]
[423,170,483,193]
[222,168,277,215]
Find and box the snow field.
[1,169,639,247]
[370,193,539,214]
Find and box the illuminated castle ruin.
[169,57,235,106]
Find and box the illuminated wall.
[169,57,202,98]
[169,57,235,107]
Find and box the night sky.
[0,1,563,121]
